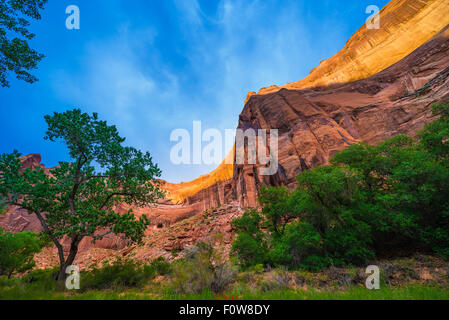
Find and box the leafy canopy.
[0,0,47,87]
[0,228,48,278]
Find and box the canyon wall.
[172,0,449,206]
[182,0,449,209]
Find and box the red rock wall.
[230,25,449,208]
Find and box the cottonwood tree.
[0,0,47,87]
[0,109,165,281]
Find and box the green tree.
[332,130,449,256]
[0,0,47,87]
[0,109,165,281]
[0,228,48,278]
[231,210,268,267]
[258,186,295,235]
[419,103,449,162]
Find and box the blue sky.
[0,0,389,182]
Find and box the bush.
[81,257,169,291]
[0,228,48,278]
[211,261,237,293]
[261,268,291,292]
[0,199,6,214]
[147,257,171,276]
[170,237,236,294]
[270,221,329,271]
[231,210,268,267]
[170,254,214,295]
[21,267,59,291]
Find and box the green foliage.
[148,256,171,276]
[258,186,295,235]
[231,104,449,270]
[171,238,236,294]
[81,257,170,291]
[0,228,48,278]
[0,0,47,87]
[21,267,59,291]
[419,103,449,161]
[270,221,329,271]
[0,199,6,214]
[231,210,268,267]
[0,109,165,280]
[170,254,214,295]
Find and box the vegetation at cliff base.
[0,228,48,278]
[1,254,449,300]
[232,103,449,271]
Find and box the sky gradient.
[0,0,389,182]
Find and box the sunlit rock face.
[163,149,234,204]
[246,0,449,102]
[233,24,449,207]
[178,0,449,208]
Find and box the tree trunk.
[57,236,80,282]
[56,242,66,282]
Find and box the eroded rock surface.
[232,24,449,207]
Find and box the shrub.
[0,228,48,278]
[211,260,237,293]
[271,221,328,271]
[170,236,236,294]
[0,199,6,214]
[21,267,59,291]
[170,254,214,295]
[148,257,171,276]
[261,268,291,292]
[81,257,167,291]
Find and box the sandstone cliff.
[246,0,449,102]
[180,0,449,208]
[234,25,449,206]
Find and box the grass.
[1,254,448,300]
[1,278,448,300]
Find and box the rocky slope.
[34,202,243,270]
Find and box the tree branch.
[98,191,137,210]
